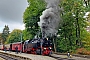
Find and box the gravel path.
[51,54,90,60]
[0,57,5,60]
[0,50,56,60]
[16,53,57,60]
[1,50,90,60]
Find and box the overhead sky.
[0,0,28,33]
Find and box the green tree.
[2,25,10,44]
[22,29,32,40]
[81,30,90,50]
[5,29,22,44]
[56,0,87,52]
[87,13,90,20]
[84,0,90,11]
[23,0,46,40]
[82,0,90,50]
[0,33,4,44]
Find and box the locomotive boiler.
[24,38,53,55]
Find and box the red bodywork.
[0,45,4,50]
[23,39,53,55]
[5,44,10,50]
[42,47,52,55]
[11,42,23,51]
[23,43,37,54]
[0,39,53,56]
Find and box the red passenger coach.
[11,42,23,52]
[5,44,11,50]
[0,44,4,50]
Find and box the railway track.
[0,51,31,60]
[0,53,17,60]
[1,50,90,60]
[0,50,56,60]
[50,52,90,60]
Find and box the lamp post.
[53,33,57,52]
[40,39,43,55]
[20,33,22,53]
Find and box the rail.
[53,52,90,58]
[0,51,31,60]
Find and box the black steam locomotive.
[0,38,53,55]
[23,38,53,55]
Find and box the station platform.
[0,50,56,60]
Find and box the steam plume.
[38,0,61,38]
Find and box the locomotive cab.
[24,39,38,53]
[24,38,53,55]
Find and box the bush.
[77,48,90,55]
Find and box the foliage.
[77,48,90,55]
[84,0,90,11]
[23,0,46,40]
[56,0,88,52]
[81,30,90,49]
[0,33,4,44]
[22,30,33,40]
[5,29,22,44]
[87,13,90,21]
[2,25,10,44]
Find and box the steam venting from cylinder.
[38,0,61,38]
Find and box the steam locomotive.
[0,38,53,55]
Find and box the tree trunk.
[53,37,56,52]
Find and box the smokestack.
[38,0,61,38]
